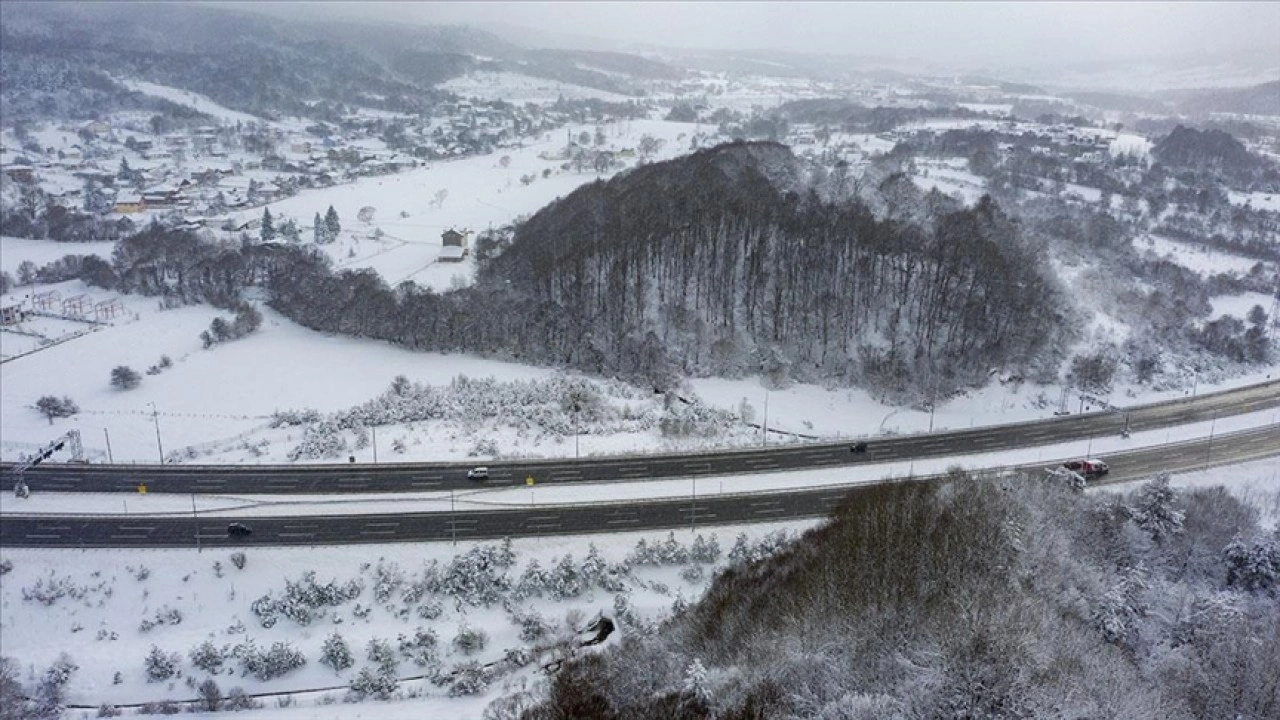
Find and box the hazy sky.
[298,1,1278,68]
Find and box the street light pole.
[148,402,164,464]
[103,428,114,464]
[573,403,580,460]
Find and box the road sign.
[526,476,535,486]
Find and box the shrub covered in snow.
[139,606,183,632]
[371,560,405,604]
[251,571,363,627]
[188,640,228,673]
[320,632,354,673]
[366,638,398,674]
[144,645,180,682]
[397,628,438,667]
[432,543,514,606]
[446,661,492,696]
[348,667,398,701]
[238,640,306,681]
[452,625,489,655]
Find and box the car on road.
[1062,459,1109,480]
[227,522,253,537]
[850,441,868,454]
[467,467,489,481]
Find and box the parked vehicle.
[227,522,253,537]
[1062,459,1109,480]
[467,466,489,481]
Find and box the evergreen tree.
[324,205,341,241]
[313,212,326,244]
[260,207,275,243]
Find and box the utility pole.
[371,425,377,463]
[573,403,580,460]
[147,402,164,464]
[103,428,114,463]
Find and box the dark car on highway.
[227,522,253,537]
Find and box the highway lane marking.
[25,534,61,539]
[116,525,156,531]
[277,532,316,539]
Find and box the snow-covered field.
[1227,190,1280,213]
[223,119,698,291]
[0,520,815,717]
[440,71,634,103]
[911,160,988,204]
[118,79,268,127]
[0,236,119,276]
[1209,291,1276,322]
[1134,234,1271,277]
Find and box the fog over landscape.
[1,2,1278,718]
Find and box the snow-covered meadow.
[219,118,701,292]
[0,520,812,717]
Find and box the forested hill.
[1152,125,1265,174]
[483,141,1068,396]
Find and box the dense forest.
[484,142,1069,396]
[523,472,1280,719]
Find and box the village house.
[113,192,145,214]
[3,165,36,183]
[1,301,29,326]
[438,228,470,262]
[80,120,110,137]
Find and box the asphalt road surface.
[5,379,1278,496]
[2,423,1275,548]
